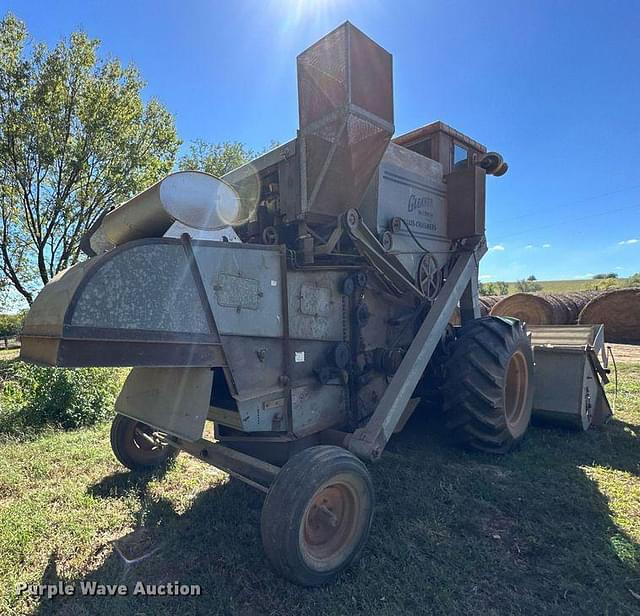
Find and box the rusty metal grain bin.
[297,21,394,219]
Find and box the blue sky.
[2,0,639,282]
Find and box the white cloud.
[490,244,505,252]
[618,238,639,245]
[542,243,551,248]
[525,244,534,249]
[615,266,624,270]
[573,273,595,279]
[479,274,494,280]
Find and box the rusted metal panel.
[219,335,283,399]
[21,258,96,339]
[288,271,345,341]
[291,384,346,437]
[21,330,226,368]
[297,22,394,218]
[446,165,486,239]
[58,340,225,368]
[393,121,487,156]
[221,334,349,434]
[18,336,61,367]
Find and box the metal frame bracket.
[347,248,479,461]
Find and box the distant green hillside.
[504,277,632,295]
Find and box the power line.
[492,202,640,242]
[494,183,640,224]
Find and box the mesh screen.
[298,27,347,128]
[297,23,393,215]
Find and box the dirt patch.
[447,462,513,481]
[113,527,162,563]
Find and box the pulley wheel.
[417,253,443,302]
[381,231,393,252]
[345,209,359,230]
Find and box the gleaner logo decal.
[406,193,438,232]
[408,194,433,213]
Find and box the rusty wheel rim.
[504,350,529,431]
[301,480,361,568]
[125,421,168,463]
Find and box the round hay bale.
[490,293,565,324]
[478,295,504,314]
[578,288,640,343]
[554,292,599,323]
[491,292,600,325]
[449,296,505,325]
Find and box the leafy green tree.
[0,310,24,348]
[0,311,23,338]
[628,272,640,287]
[178,139,256,177]
[480,281,511,296]
[479,282,497,296]
[516,279,542,292]
[593,273,618,279]
[178,138,281,176]
[0,13,180,304]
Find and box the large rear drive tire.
[442,316,534,453]
[261,445,374,586]
[110,414,177,471]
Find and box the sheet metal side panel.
[360,143,448,241]
[192,244,283,338]
[116,367,213,441]
[70,242,210,334]
[22,257,100,339]
[287,271,345,341]
[531,348,585,416]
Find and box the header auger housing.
[20,21,610,586]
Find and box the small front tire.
[110,414,177,471]
[261,445,374,586]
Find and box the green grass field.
[0,359,638,615]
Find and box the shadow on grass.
[31,409,640,616]
[89,464,175,501]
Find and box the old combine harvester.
[20,23,612,585]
